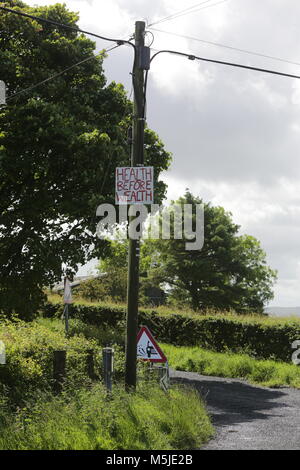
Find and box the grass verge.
[0,383,213,450]
[0,318,213,450]
[163,344,300,388]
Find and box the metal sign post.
[102,347,114,392]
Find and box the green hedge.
[43,302,300,363]
[0,319,102,406]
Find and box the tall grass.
[0,317,214,450]
[47,292,300,325]
[163,344,300,388]
[0,383,213,450]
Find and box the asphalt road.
[170,369,300,450]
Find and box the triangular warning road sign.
[137,326,167,363]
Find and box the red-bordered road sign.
[137,326,167,363]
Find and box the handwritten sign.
[115,166,154,205]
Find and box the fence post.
[86,349,95,380]
[102,347,114,392]
[53,350,66,394]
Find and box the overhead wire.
[0,5,137,115]
[6,44,121,102]
[148,0,212,27]
[148,0,230,27]
[3,6,300,126]
[149,49,300,80]
[0,5,135,49]
[149,27,300,68]
[0,5,136,193]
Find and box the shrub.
[0,318,101,406]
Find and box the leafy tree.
[144,192,277,313]
[76,239,162,305]
[0,2,171,318]
[75,271,127,303]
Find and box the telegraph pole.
[125,21,147,389]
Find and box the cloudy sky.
[25,0,300,306]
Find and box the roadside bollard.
[102,347,114,392]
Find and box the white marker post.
[0,81,6,105]
[0,340,5,365]
[63,276,72,335]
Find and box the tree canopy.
[144,192,277,313]
[0,1,171,317]
[98,192,277,313]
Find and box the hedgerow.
[163,344,300,388]
[0,318,214,450]
[43,302,300,363]
[0,318,103,406]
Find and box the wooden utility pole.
[125,21,146,389]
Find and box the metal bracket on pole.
[137,46,150,70]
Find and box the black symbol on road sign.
[146,341,158,358]
[138,345,146,356]
[137,326,168,363]
[138,341,158,358]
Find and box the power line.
[148,0,230,27]
[149,27,300,68]
[0,6,135,49]
[148,0,212,27]
[149,49,300,80]
[6,45,120,102]
[0,6,137,108]
[144,46,300,119]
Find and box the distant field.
[265,307,300,318]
